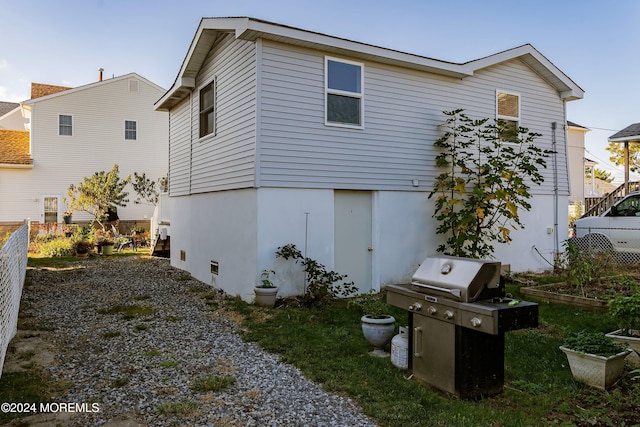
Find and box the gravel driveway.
[9,256,377,427]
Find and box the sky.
[2,0,639,183]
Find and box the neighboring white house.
[156,17,584,301]
[0,73,168,224]
[0,102,28,130]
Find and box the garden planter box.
[559,346,630,390]
[605,329,640,367]
[521,283,609,312]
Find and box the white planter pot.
[560,346,631,390]
[605,329,640,367]
[254,287,278,307]
[361,315,396,357]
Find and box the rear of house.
[157,17,583,301]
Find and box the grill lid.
[411,255,501,302]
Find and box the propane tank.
[391,326,408,370]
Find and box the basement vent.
[180,250,186,261]
[210,260,219,275]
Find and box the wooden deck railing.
[581,181,640,217]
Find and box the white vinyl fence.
[0,221,29,377]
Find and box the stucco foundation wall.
[256,188,334,299]
[492,195,567,273]
[170,189,258,300]
[374,191,437,289]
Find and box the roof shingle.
[0,129,31,165]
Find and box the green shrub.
[38,238,73,257]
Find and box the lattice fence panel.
[0,222,29,378]
[571,227,640,265]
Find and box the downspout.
[551,120,559,262]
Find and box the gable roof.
[0,129,31,166]
[157,16,584,110]
[0,102,19,117]
[609,123,640,142]
[31,83,71,99]
[23,73,165,106]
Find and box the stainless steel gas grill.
[386,255,538,400]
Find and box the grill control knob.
[427,306,437,315]
[409,302,422,311]
[444,310,454,320]
[470,317,482,327]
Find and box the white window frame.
[58,114,73,136]
[125,120,137,141]
[496,90,521,143]
[199,78,216,139]
[325,56,364,129]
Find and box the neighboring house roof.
[584,177,616,197]
[0,129,31,166]
[23,73,165,106]
[609,123,640,142]
[0,101,19,117]
[568,121,590,130]
[30,83,71,99]
[157,16,584,110]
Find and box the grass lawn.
[227,278,640,427]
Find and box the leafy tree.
[585,168,614,183]
[66,164,130,230]
[131,172,167,205]
[428,109,551,259]
[606,141,640,172]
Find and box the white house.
[0,73,168,225]
[156,17,584,301]
[0,102,28,131]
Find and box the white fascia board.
[608,136,640,143]
[464,44,584,101]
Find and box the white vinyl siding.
[257,40,568,196]
[168,97,191,197]
[171,34,256,194]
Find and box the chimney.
[98,68,104,82]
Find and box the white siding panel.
[181,34,257,194]
[258,41,568,195]
[169,97,191,196]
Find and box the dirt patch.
[2,330,56,373]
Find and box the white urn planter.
[361,315,396,357]
[605,329,640,367]
[559,346,631,390]
[254,287,278,308]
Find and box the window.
[59,114,72,136]
[325,57,363,127]
[199,81,215,138]
[125,120,137,140]
[496,91,520,142]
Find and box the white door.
[334,190,372,293]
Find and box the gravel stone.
[21,256,378,426]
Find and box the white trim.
[41,194,61,224]
[124,119,138,141]
[198,77,217,141]
[324,56,364,129]
[496,89,520,124]
[58,113,73,137]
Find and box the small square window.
[59,114,72,136]
[125,120,137,140]
[199,81,215,138]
